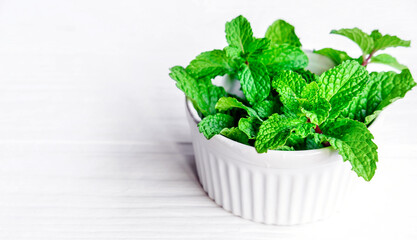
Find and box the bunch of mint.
[169,15,415,181]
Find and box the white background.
[0,0,416,239]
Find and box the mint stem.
[362,50,376,67]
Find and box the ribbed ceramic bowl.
[185,52,364,225]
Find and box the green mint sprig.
[169,15,416,181]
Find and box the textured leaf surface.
[314,48,353,65]
[253,100,277,118]
[198,113,234,139]
[317,118,378,181]
[299,82,331,125]
[186,50,235,79]
[215,97,260,120]
[295,69,319,83]
[373,34,410,51]
[364,70,416,124]
[259,45,308,74]
[225,15,253,54]
[318,60,369,119]
[255,114,313,153]
[238,117,261,139]
[331,28,374,55]
[272,70,306,114]
[220,127,249,144]
[238,62,270,105]
[265,19,301,47]
[370,54,407,70]
[246,38,270,61]
[169,66,226,116]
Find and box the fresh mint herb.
[169,15,416,181]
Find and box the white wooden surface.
[0,0,416,239]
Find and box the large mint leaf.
[198,113,234,139]
[238,62,270,105]
[318,60,369,119]
[331,28,374,55]
[186,50,235,79]
[259,44,308,74]
[255,114,314,153]
[215,97,261,120]
[370,53,407,70]
[364,69,416,124]
[225,15,253,54]
[265,19,301,47]
[299,82,331,125]
[373,34,410,52]
[220,127,249,144]
[272,70,306,114]
[238,117,261,139]
[169,66,226,116]
[316,118,378,181]
[313,48,353,65]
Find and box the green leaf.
[215,97,261,120]
[331,28,374,55]
[316,118,378,181]
[255,114,314,153]
[253,100,277,118]
[295,69,319,83]
[169,66,226,116]
[198,113,234,139]
[318,60,370,119]
[370,30,383,41]
[373,34,410,52]
[225,15,253,54]
[370,53,407,70]
[272,70,306,114]
[364,69,416,124]
[238,117,261,139]
[299,82,331,125]
[238,62,271,105]
[186,50,235,79]
[220,127,249,144]
[265,19,302,47]
[259,44,308,74]
[313,48,353,65]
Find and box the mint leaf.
[295,69,319,83]
[331,28,374,55]
[186,50,235,79]
[373,34,410,52]
[238,117,261,139]
[316,118,378,181]
[272,70,306,114]
[215,96,261,120]
[299,82,331,125]
[313,48,353,65]
[370,30,382,41]
[238,62,270,105]
[265,19,302,47]
[259,44,308,74]
[225,15,253,54]
[255,114,314,153]
[169,66,226,116]
[253,100,277,118]
[198,113,234,139]
[364,69,416,124]
[370,53,407,70]
[220,127,249,144]
[318,60,369,119]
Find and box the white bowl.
[185,51,368,225]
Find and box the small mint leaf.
[225,15,253,54]
[330,28,374,55]
[370,53,407,70]
[238,117,261,139]
[265,19,302,47]
[372,33,410,52]
[215,97,261,120]
[272,70,306,114]
[186,50,236,79]
[313,48,353,65]
[220,127,249,144]
[198,113,234,139]
[238,62,270,105]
